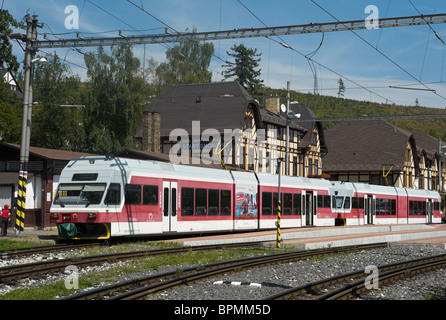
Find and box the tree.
[222,44,263,93]
[0,10,25,72]
[337,78,345,98]
[83,45,146,154]
[0,80,21,142]
[31,53,86,151]
[156,28,214,85]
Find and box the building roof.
[0,142,98,161]
[412,131,446,160]
[1,68,23,99]
[142,81,262,137]
[289,103,327,152]
[323,120,416,172]
[258,105,307,132]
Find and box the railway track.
[264,253,446,300]
[61,242,388,300]
[0,243,100,259]
[0,241,261,284]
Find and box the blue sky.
[5,0,446,109]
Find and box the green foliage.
[0,9,25,72]
[263,86,446,140]
[156,28,214,85]
[0,80,21,142]
[31,53,86,151]
[83,45,146,154]
[222,43,263,94]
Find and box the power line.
[408,0,445,45]
[311,0,446,102]
[29,10,446,104]
[126,0,227,65]
[236,0,395,104]
[295,114,446,123]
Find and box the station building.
[135,81,328,178]
[323,120,446,206]
[0,142,97,229]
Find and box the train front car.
[50,157,130,240]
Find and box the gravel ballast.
[147,243,446,300]
[0,243,445,300]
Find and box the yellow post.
[15,171,26,232]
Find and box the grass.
[0,239,52,250]
[0,245,281,300]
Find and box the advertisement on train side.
[235,184,258,219]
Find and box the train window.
[262,192,272,215]
[384,199,390,215]
[55,183,106,206]
[420,201,426,215]
[391,199,396,215]
[125,184,141,205]
[283,193,292,215]
[352,197,358,209]
[317,195,323,208]
[273,193,279,215]
[324,195,331,208]
[412,201,421,215]
[358,197,364,210]
[181,188,194,216]
[376,199,384,215]
[333,196,344,209]
[343,197,351,209]
[143,185,158,205]
[208,189,219,216]
[195,188,207,216]
[221,190,231,216]
[163,188,169,217]
[434,201,440,211]
[72,173,98,181]
[293,194,301,215]
[376,199,397,215]
[104,183,121,205]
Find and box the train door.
[162,181,178,232]
[364,195,375,225]
[302,191,314,226]
[426,199,433,224]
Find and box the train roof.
[256,173,332,189]
[64,156,235,184]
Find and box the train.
[49,156,442,240]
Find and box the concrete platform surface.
[168,224,446,249]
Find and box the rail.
[62,243,387,300]
[264,253,446,300]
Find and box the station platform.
[168,224,446,249]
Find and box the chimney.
[142,111,161,153]
[265,97,280,114]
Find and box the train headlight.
[51,213,59,219]
[88,212,97,219]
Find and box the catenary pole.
[16,15,38,234]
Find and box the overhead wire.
[125,0,229,79]
[236,0,396,104]
[311,0,446,102]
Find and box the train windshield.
[54,183,106,207]
[333,196,344,209]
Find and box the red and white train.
[50,157,442,240]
